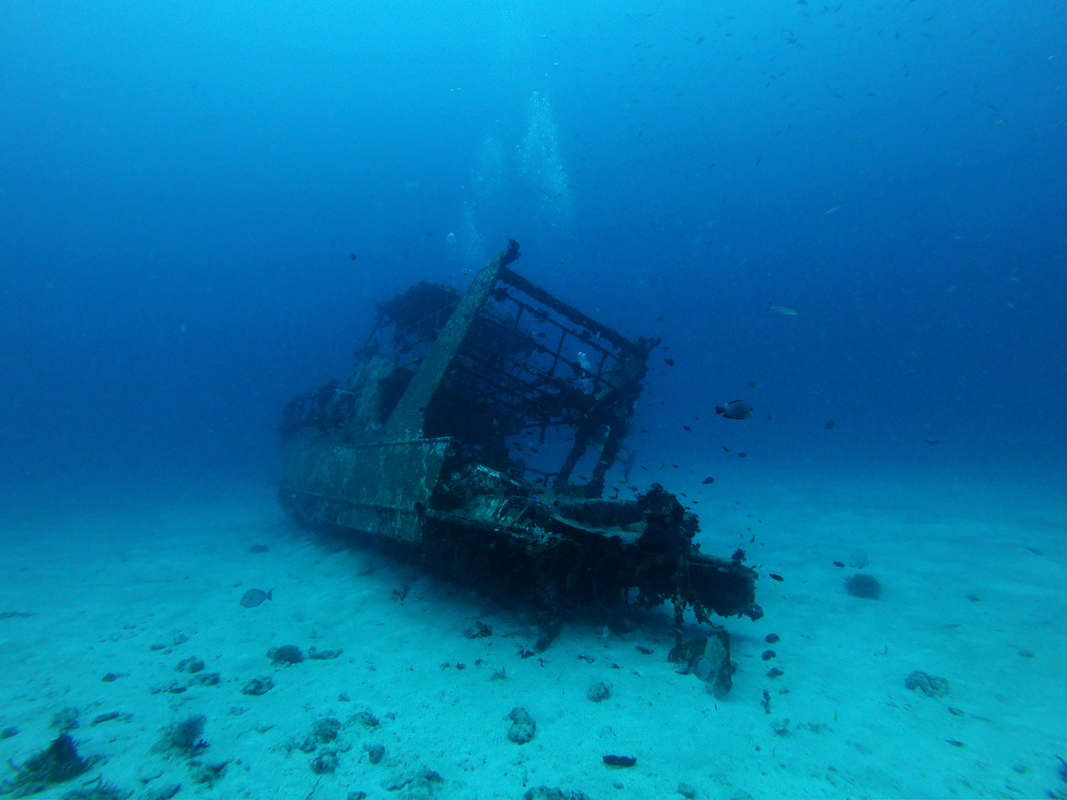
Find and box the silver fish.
[767,303,799,316]
[240,588,273,608]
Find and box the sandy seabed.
[0,472,1064,800]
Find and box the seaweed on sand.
[151,715,208,759]
[60,775,132,800]
[1,733,98,797]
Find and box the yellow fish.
[767,303,799,316]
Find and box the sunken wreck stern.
[278,241,762,655]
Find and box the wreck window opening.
[558,427,617,485]
[507,324,614,398]
[445,283,640,496]
[503,424,581,483]
[461,317,585,408]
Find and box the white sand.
[0,475,1064,799]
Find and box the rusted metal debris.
[278,240,762,655]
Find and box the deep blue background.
[2,0,1065,504]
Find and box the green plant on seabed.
[57,775,131,800]
[0,733,98,797]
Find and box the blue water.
[2,5,1067,796]
[1,0,1064,498]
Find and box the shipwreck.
[278,240,762,666]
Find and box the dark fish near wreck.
[715,400,753,420]
[240,588,273,608]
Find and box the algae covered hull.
[278,241,762,629]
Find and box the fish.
[824,420,835,429]
[715,399,753,420]
[240,588,273,608]
[701,476,715,484]
[767,303,799,316]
